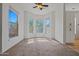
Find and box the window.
[44,18,50,33]
[29,18,33,33]
[8,9,18,38]
[36,20,43,33]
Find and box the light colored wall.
[55,3,64,44]
[2,4,24,52]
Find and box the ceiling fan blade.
[33,6,37,8]
[42,5,48,7]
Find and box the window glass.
[9,9,18,38]
[44,18,50,33]
[36,20,43,33]
[29,18,33,33]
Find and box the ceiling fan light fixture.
[33,3,48,10]
[37,5,43,9]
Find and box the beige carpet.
[1,38,79,56]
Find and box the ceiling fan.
[33,3,48,10]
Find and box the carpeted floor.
[1,38,79,56]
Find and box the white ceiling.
[17,3,56,15]
[11,3,79,14]
[21,3,79,13]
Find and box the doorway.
[66,11,79,52]
[65,11,75,44]
[66,11,79,43]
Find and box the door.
[66,11,75,43]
